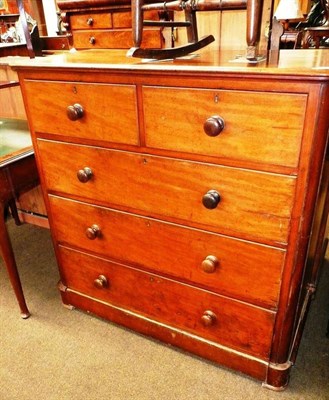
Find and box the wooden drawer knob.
[94,274,108,288]
[86,224,100,240]
[87,18,94,26]
[201,310,217,327]
[89,36,96,45]
[204,116,225,137]
[201,255,219,273]
[202,190,221,209]
[67,103,84,121]
[77,167,93,183]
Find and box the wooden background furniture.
[4,0,47,36]
[57,0,164,50]
[13,48,329,390]
[303,0,329,48]
[303,24,329,47]
[56,0,274,57]
[0,116,39,318]
[0,0,43,58]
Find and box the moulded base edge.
[58,284,291,389]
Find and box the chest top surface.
[7,49,329,80]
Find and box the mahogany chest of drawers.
[15,49,329,390]
[57,0,163,50]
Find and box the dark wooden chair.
[16,0,43,58]
[128,0,263,60]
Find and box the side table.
[0,117,39,318]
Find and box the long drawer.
[58,245,276,360]
[23,81,139,145]
[38,139,296,244]
[143,86,306,168]
[69,10,159,30]
[49,195,285,308]
[72,29,162,49]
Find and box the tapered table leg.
[0,202,30,319]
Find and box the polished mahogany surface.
[12,48,329,390]
[7,48,329,76]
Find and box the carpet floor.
[0,220,328,400]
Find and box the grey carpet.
[0,219,328,400]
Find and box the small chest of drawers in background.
[16,50,329,390]
[57,1,163,49]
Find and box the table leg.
[8,198,22,226]
[0,202,30,319]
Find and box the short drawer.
[38,140,296,244]
[49,195,285,308]
[143,86,307,168]
[70,12,112,30]
[24,80,139,145]
[72,29,162,49]
[58,245,276,360]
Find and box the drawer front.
[58,245,276,360]
[70,13,112,30]
[72,29,162,49]
[24,81,139,145]
[49,195,285,308]
[38,140,296,244]
[111,11,159,28]
[143,87,306,168]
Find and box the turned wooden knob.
[77,167,93,183]
[201,255,219,273]
[86,224,100,240]
[202,190,221,209]
[89,36,96,45]
[203,116,225,137]
[201,310,217,327]
[87,18,94,26]
[67,103,84,121]
[94,274,108,288]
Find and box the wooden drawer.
[24,81,139,145]
[111,11,159,28]
[38,140,296,244]
[143,87,307,168]
[69,10,159,30]
[58,245,276,360]
[49,195,285,308]
[111,11,131,28]
[70,12,112,30]
[72,29,162,49]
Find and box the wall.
[273,0,311,15]
[174,0,273,54]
